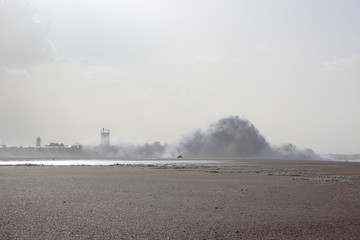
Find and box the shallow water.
[0,158,359,166]
[0,159,224,166]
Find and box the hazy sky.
[1,0,359,153]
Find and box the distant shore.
[1,159,359,239]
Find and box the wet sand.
[1,159,360,239]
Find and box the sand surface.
[1,159,360,239]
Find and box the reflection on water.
[0,158,358,166]
[0,159,223,166]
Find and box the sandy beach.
[1,159,360,239]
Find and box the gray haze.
[81,116,321,160]
[1,0,360,154]
[84,141,168,159]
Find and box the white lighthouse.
[36,137,41,147]
[100,128,110,147]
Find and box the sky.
[0,0,359,154]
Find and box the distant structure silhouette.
[36,137,41,147]
[100,128,110,147]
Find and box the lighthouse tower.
[100,128,110,147]
[36,137,41,147]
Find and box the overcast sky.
[1,0,359,153]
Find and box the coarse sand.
[1,159,360,239]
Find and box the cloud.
[194,54,224,63]
[0,0,54,69]
[3,68,31,78]
[321,55,360,71]
[255,44,275,54]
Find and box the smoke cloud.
[174,116,321,160]
[176,116,271,158]
[82,115,322,160]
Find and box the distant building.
[0,143,83,158]
[36,137,41,147]
[100,128,110,147]
[0,136,83,158]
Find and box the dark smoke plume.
[175,116,322,160]
[176,116,272,158]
